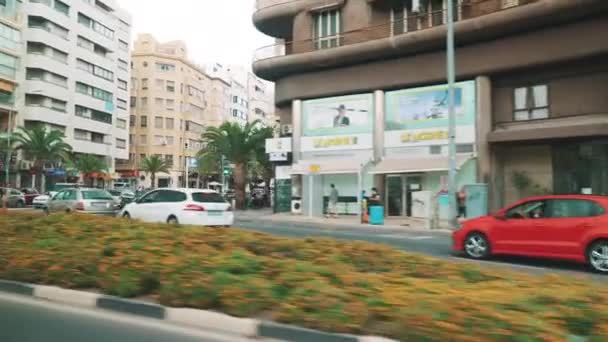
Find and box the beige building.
[117,34,230,188]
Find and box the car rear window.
[192,192,226,203]
[82,190,114,200]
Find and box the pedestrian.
[369,187,381,206]
[327,184,339,218]
[457,186,467,218]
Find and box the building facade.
[253,0,608,217]
[121,34,231,188]
[4,0,132,188]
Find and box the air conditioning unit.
[291,199,302,214]
[281,124,293,136]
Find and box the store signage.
[313,136,358,148]
[269,152,288,162]
[265,137,292,153]
[309,164,321,173]
[301,134,373,152]
[401,130,448,143]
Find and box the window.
[313,9,341,49]
[514,85,549,121]
[141,78,148,89]
[166,81,175,92]
[118,59,128,71]
[456,144,475,153]
[116,118,127,129]
[154,135,164,145]
[75,105,112,124]
[118,79,128,90]
[158,190,187,203]
[76,82,113,102]
[77,36,111,59]
[155,98,164,106]
[505,200,546,219]
[139,135,147,144]
[25,68,67,88]
[164,155,174,167]
[74,129,89,140]
[156,63,175,72]
[76,58,114,81]
[118,39,129,52]
[54,0,69,15]
[129,115,135,127]
[430,145,442,155]
[129,135,134,145]
[232,109,238,117]
[192,192,227,203]
[0,22,20,51]
[130,97,136,107]
[117,98,127,110]
[165,136,174,145]
[116,138,126,149]
[165,118,174,130]
[119,19,130,33]
[232,95,238,103]
[140,97,148,109]
[154,116,163,129]
[166,99,175,110]
[78,13,114,39]
[140,116,147,128]
[0,51,16,78]
[28,16,69,40]
[546,199,605,218]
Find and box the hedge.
[1,212,607,341]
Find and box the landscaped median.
[0,213,607,341]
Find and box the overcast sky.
[117,0,275,70]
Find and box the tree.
[140,155,171,189]
[200,121,272,209]
[13,126,72,192]
[195,153,220,188]
[71,154,108,187]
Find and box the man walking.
[327,184,339,218]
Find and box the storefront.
[293,93,375,217]
[371,81,478,219]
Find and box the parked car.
[20,188,39,205]
[453,195,608,273]
[32,191,58,209]
[45,188,119,216]
[0,188,25,208]
[120,188,234,226]
[118,190,136,209]
[107,190,123,203]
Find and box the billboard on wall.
[302,93,374,137]
[385,81,476,148]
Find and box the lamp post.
[446,0,458,229]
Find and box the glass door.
[405,176,423,217]
[386,175,404,216]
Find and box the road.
[0,293,262,342]
[235,217,606,279]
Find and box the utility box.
[464,184,488,219]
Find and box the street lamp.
[446,0,458,229]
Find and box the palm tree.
[140,155,171,189]
[71,154,108,187]
[200,121,273,209]
[13,126,72,192]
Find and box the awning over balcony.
[291,159,370,175]
[369,155,474,174]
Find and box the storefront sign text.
[313,136,358,149]
[400,130,448,143]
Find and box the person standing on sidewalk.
[327,184,339,218]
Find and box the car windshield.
[192,192,226,203]
[81,190,114,201]
[108,190,122,196]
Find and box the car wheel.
[122,212,131,219]
[587,240,608,274]
[43,207,50,216]
[17,201,25,208]
[167,216,179,225]
[464,232,491,259]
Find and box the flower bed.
[1,213,607,341]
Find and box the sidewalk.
[235,209,452,233]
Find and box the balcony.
[253,0,313,37]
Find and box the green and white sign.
[302,93,374,137]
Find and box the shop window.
[553,141,608,196]
[514,85,549,121]
[456,144,474,153]
[430,145,442,155]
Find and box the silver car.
[0,188,26,208]
[45,188,119,216]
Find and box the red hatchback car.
[453,195,608,273]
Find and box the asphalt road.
[0,293,260,342]
[235,217,606,279]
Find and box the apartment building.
[208,63,276,127]
[3,0,132,188]
[253,0,608,217]
[121,34,231,188]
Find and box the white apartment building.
[14,0,132,186]
[207,63,275,127]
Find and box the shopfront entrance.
[386,174,423,217]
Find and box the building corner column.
[475,76,494,208]
[373,90,386,207]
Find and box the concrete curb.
[0,279,398,342]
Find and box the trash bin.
[369,206,384,225]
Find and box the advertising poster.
[385,81,476,131]
[302,93,374,137]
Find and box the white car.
[120,188,234,226]
[32,192,58,209]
